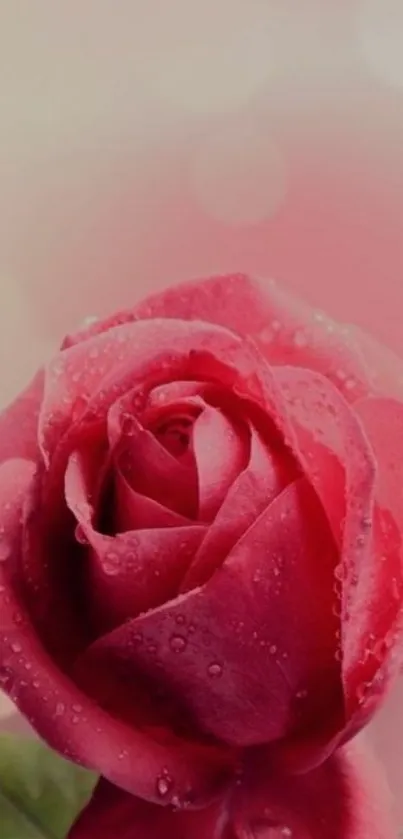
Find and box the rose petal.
[68,778,231,839]
[272,365,376,548]
[0,370,44,465]
[0,578,230,805]
[85,527,206,631]
[80,479,340,748]
[232,739,396,839]
[0,457,35,572]
[115,417,198,520]
[40,318,243,462]
[64,449,206,628]
[340,398,403,736]
[182,425,294,590]
[61,274,393,403]
[113,470,194,531]
[192,406,250,521]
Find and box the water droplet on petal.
[132,633,143,646]
[169,635,187,654]
[55,702,65,717]
[156,773,173,798]
[269,644,277,655]
[103,552,120,575]
[175,615,186,625]
[10,642,22,654]
[207,662,223,678]
[75,524,89,545]
[121,413,136,436]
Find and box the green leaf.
[0,733,97,838]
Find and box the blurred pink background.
[0,0,402,828]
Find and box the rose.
[0,274,401,838]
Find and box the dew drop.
[121,413,136,436]
[175,615,186,625]
[156,774,173,798]
[334,563,344,583]
[10,642,22,654]
[75,524,89,546]
[296,689,308,700]
[132,633,143,647]
[169,635,187,654]
[55,702,65,717]
[72,703,83,713]
[103,552,120,575]
[269,644,277,655]
[207,662,223,678]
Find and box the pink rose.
[0,274,401,838]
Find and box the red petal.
[272,365,375,548]
[0,458,35,569]
[79,479,340,748]
[64,447,205,628]
[40,318,246,462]
[115,417,198,520]
[0,370,43,464]
[340,397,403,737]
[62,274,387,403]
[232,739,396,839]
[182,425,293,590]
[113,469,194,531]
[0,569,230,804]
[192,406,249,521]
[85,526,205,630]
[68,778,231,839]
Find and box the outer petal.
[68,778,233,839]
[0,459,231,807]
[232,739,396,839]
[340,397,403,738]
[0,370,44,464]
[0,584,231,807]
[39,318,244,462]
[61,274,400,403]
[182,424,294,590]
[77,479,340,748]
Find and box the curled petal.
[0,370,44,465]
[0,574,230,805]
[85,526,206,631]
[39,318,242,462]
[192,406,250,521]
[61,274,392,403]
[68,778,232,839]
[182,425,294,590]
[232,739,396,839]
[113,470,194,532]
[115,418,198,520]
[78,479,340,748]
[340,397,403,737]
